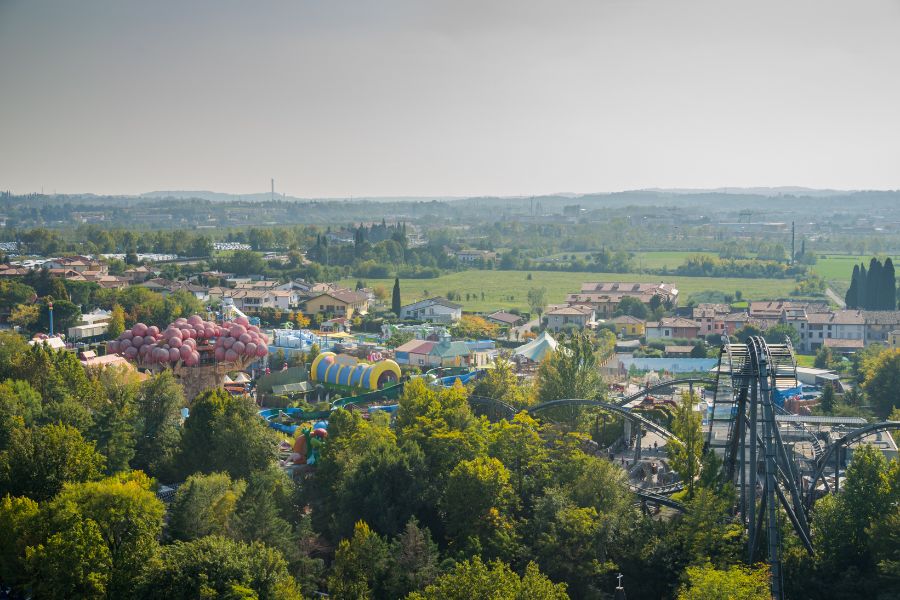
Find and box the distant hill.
[640,187,859,198]
[139,187,896,204]
[140,190,463,203]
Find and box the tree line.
[845,257,897,310]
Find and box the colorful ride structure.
[107,314,269,399]
[309,351,400,392]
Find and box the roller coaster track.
[633,488,687,512]
[527,399,682,444]
[805,420,900,508]
[614,377,718,407]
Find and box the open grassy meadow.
[814,254,900,282]
[342,270,798,313]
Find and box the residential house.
[122,266,155,283]
[545,305,595,332]
[692,303,731,337]
[485,311,524,328]
[234,280,280,291]
[227,289,276,313]
[140,278,208,300]
[645,317,701,340]
[0,265,29,278]
[888,330,900,349]
[305,290,369,319]
[723,313,777,337]
[565,282,678,318]
[46,256,108,275]
[804,310,866,353]
[399,297,463,323]
[608,315,645,337]
[225,289,297,311]
[455,250,497,263]
[862,311,900,346]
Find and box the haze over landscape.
[3,0,900,197]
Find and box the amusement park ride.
[466,337,899,600]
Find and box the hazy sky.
[2,0,900,197]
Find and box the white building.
[399,297,463,323]
[544,305,595,332]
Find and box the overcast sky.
[2,0,899,197]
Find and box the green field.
[814,254,900,282]
[632,251,717,270]
[342,270,798,313]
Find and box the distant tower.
[271,178,275,201]
[791,221,796,264]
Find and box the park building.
[565,281,678,318]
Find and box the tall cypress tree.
[883,257,897,310]
[858,264,868,309]
[866,258,882,310]
[846,264,860,309]
[392,277,402,316]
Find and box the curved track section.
[527,399,682,443]
[805,420,900,507]
[614,377,718,407]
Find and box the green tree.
[677,562,770,600]
[43,471,165,598]
[534,331,606,403]
[328,520,391,599]
[763,323,799,345]
[615,296,649,320]
[107,304,126,339]
[472,357,530,407]
[168,471,246,541]
[667,392,704,498]
[0,379,42,450]
[528,488,615,598]
[0,423,105,501]
[386,518,441,598]
[487,412,549,502]
[225,250,266,276]
[677,487,744,566]
[408,556,568,600]
[0,280,37,308]
[819,384,836,414]
[814,345,835,370]
[133,370,185,479]
[176,388,276,480]
[862,348,900,417]
[89,371,136,474]
[442,456,519,559]
[26,517,112,600]
[138,535,302,600]
[527,287,547,319]
[392,277,402,316]
[9,303,40,330]
[0,494,40,591]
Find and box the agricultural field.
[342,270,798,313]
[813,254,900,282]
[632,251,718,270]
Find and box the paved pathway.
[825,287,845,308]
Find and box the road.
[508,318,539,342]
[825,287,845,308]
